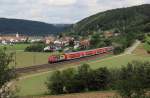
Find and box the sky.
[0,0,150,24]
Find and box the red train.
[48,46,113,63]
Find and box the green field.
[17,72,51,96]
[17,54,150,96]
[10,51,57,68]
[0,44,30,51]
[0,44,58,68]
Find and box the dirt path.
[27,92,118,98]
[125,40,141,54]
[133,43,149,56]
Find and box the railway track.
[15,52,112,74]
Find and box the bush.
[116,61,150,98]
[47,64,111,94]
[76,64,91,91]
[88,67,111,91]
[112,33,136,53]
[46,61,150,97]
[90,33,112,49]
[46,71,64,94]
[137,33,145,42]
[144,36,150,53]
[144,43,150,54]
[25,43,45,52]
[61,68,77,93]
[113,46,124,55]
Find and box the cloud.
[0,0,149,23]
[42,0,77,6]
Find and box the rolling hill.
[72,4,150,36]
[0,18,71,35]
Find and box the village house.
[28,36,44,43]
[103,31,114,38]
[0,33,27,44]
[44,36,56,44]
[80,39,90,49]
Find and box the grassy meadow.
[0,44,58,68]
[10,52,57,68]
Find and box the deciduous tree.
[0,49,17,98]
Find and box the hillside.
[0,18,71,35]
[72,4,150,35]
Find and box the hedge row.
[46,61,150,98]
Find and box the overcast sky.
[0,0,149,24]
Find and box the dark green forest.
[0,18,71,35]
[71,4,150,36]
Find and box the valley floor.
[15,42,150,97]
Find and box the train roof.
[64,46,112,54]
[49,46,113,57]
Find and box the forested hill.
[72,4,150,36]
[0,18,71,35]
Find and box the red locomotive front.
[48,55,66,63]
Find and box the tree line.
[46,61,150,98]
[71,4,150,36]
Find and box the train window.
[60,55,64,58]
[59,55,65,60]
